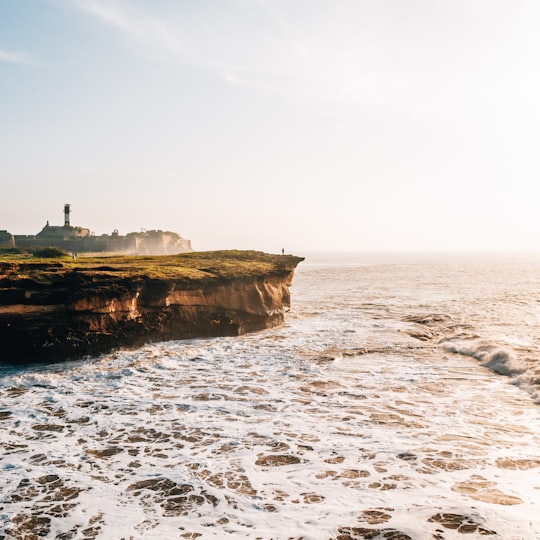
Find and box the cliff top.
[0,250,304,285]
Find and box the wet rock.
[334,527,412,539]
[127,477,218,517]
[255,454,301,466]
[428,513,497,535]
[86,447,123,459]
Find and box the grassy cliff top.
[0,250,304,284]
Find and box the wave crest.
[443,340,525,376]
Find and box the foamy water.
[1,253,540,539]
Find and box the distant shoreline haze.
[0,205,192,255]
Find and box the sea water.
[1,253,539,539]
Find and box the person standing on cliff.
[281,248,284,255]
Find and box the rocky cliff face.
[0,252,303,363]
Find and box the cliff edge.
[0,251,304,363]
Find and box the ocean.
[1,253,539,539]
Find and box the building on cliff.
[0,230,15,248]
[7,204,193,255]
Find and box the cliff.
[0,251,303,363]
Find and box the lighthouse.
[64,204,71,227]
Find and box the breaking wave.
[443,340,525,376]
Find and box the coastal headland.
[0,251,303,363]
[0,203,193,256]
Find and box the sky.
[1,0,540,253]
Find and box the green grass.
[0,250,303,284]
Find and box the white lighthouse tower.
[64,204,71,227]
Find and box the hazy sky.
[1,0,540,253]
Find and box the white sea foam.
[443,340,526,376]
[1,254,540,539]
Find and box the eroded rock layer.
[0,251,303,363]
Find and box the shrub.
[32,247,69,258]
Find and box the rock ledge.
[0,251,303,363]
